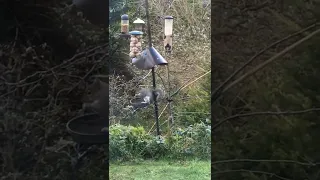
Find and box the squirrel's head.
[154,88,165,99]
[82,78,108,114]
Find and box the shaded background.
[212,0,320,179]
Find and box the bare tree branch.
[212,159,320,166]
[212,169,291,180]
[213,108,320,130]
[211,23,320,104]
[241,1,271,12]
[170,70,211,98]
[220,28,320,96]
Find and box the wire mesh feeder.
[66,113,108,144]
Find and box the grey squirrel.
[82,79,165,117]
[128,88,165,111]
[82,78,109,119]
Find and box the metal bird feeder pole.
[166,55,174,127]
[145,0,160,136]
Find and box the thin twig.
[50,43,108,71]
[212,159,320,166]
[156,72,169,91]
[212,169,291,180]
[148,102,169,134]
[213,108,320,130]
[221,28,320,96]
[176,112,211,114]
[170,70,211,98]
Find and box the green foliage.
[167,122,211,159]
[109,122,211,162]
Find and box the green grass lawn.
[109,159,211,180]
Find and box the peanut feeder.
[129,31,143,58]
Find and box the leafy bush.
[167,122,211,159]
[109,122,211,161]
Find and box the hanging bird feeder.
[164,16,174,53]
[133,18,145,32]
[132,47,168,70]
[129,30,143,58]
[121,14,129,34]
[119,14,131,39]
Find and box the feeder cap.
[164,16,174,19]
[129,31,143,35]
[121,14,129,20]
[133,18,145,24]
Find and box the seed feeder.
[164,16,174,53]
[120,14,130,39]
[133,18,145,32]
[121,14,129,34]
[132,47,168,70]
[129,31,143,58]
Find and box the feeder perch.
[129,31,144,58]
[133,18,146,32]
[66,113,108,144]
[164,16,174,52]
[132,47,167,70]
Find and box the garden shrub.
[109,122,211,161]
